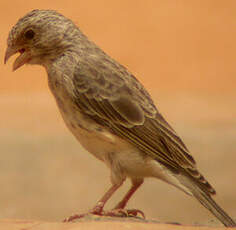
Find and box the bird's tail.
[179,175,236,227]
[193,187,236,227]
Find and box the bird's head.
[4,9,79,70]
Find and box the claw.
[63,213,86,222]
[107,208,145,219]
[126,209,145,219]
[63,208,145,222]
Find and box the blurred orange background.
[0,0,235,226]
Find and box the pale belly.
[50,87,187,192]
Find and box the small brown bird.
[4,9,236,227]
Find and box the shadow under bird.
[4,9,236,227]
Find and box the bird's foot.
[63,206,145,222]
[63,213,87,222]
[63,202,104,222]
[103,208,145,219]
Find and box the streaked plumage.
[4,9,235,227]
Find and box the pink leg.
[64,179,145,222]
[91,182,123,214]
[114,179,143,209]
[64,182,123,222]
[109,179,145,218]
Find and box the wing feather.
[72,61,196,170]
[70,59,215,194]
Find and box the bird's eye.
[24,29,35,40]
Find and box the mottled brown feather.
[7,10,236,227]
[72,62,215,195]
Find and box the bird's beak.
[4,46,17,64]
[4,46,31,71]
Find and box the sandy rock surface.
[0,217,232,230]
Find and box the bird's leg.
[90,182,123,215]
[64,182,123,222]
[103,179,145,218]
[114,179,143,209]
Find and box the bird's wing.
[72,59,194,168]
[71,59,214,194]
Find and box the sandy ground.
[1,218,234,230]
[0,0,235,227]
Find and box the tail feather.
[179,175,236,227]
[192,188,236,227]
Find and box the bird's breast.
[49,78,133,163]
[47,71,177,185]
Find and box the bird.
[4,9,236,227]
